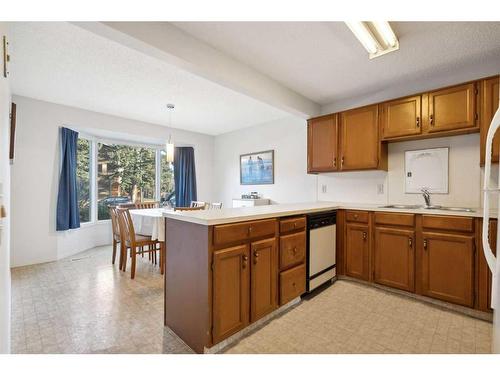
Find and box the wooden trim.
[9,102,16,161]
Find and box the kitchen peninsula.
[163,202,495,353]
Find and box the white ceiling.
[8,22,289,135]
[173,22,500,104]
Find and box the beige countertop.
[162,201,493,226]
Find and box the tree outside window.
[76,138,91,223]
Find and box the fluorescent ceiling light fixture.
[345,21,399,59]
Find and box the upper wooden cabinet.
[307,114,338,173]
[427,82,477,133]
[380,95,422,140]
[339,105,382,171]
[480,76,500,165]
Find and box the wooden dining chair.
[135,201,160,209]
[190,201,206,208]
[174,206,205,212]
[116,208,165,279]
[208,202,223,209]
[109,207,122,266]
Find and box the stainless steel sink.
[431,206,475,213]
[379,204,422,209]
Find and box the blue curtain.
[174,147,197,207]
[56,127,80,231]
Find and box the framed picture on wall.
[240,150,274,185]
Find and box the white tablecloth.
[129,208,171,242]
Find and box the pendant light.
[165,104,175,163]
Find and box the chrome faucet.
[421,188,431,207]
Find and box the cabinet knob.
[253,251,259,264]
[429,114,434,126]
[333,157,337,168]
[362,231,367,240]
[242,255,248,269]
[293,247,297,254]
[416,116,420,128]
[423,239,428,249]
[408,237,413,248]
[341,156,345,167]
[248,226,253,235]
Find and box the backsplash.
[318,133,481,208]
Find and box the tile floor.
[11,245,493,354]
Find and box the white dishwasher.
[306,211,336,292]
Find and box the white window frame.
[75,135,172,225]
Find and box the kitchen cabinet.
[280,264,306,305]
[345,222,370,280]
[212,244,250,343]
[374,227,415,292]
[339,105,381,170]
[250,238,278,322]
[307,114,338,173]
[380,95,422,140]
[480,76,500,165]
[420,232,475,307]
[427,82,478,133]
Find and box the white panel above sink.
[405,147,449,194]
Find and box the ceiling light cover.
[345,21,380,54]
[372,21,398,48]
[345,21,399,59]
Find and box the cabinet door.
[374,227,415,292]
[212,244,250,344]
[340,105,379,170]
[480,76,500,165]
[307,114,338,172]
[381,96,422,139]
[421,232,474,307]
[250,238,277,322]
[345,223,369,280]
[428,82,477,133]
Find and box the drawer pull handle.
[423,239,427,250]
[242,255,248,269]
[292,247,297,254]
[333,157,337,168]
[293,222,297,228]
[292,282,296,288]
[408,237,413,248]
[354,214,358,219]
[430,114,434,126]
[416,116,420,128]
[362,231,367,240]
[248,226,253,235]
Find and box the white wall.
[10,95,215,267]
[213,116,317,207]
[317,134,481,208]
[0,23,12,354]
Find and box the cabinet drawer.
[345,210,369,223]
[280,232,306,270]
[280,216,306,233]
[374,212,415,227]
[213,219,276,246]
[422,215,474,233]
[279,264,306,305]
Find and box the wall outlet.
[321,184,327,194]
[377,184,384,195]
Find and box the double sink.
[379,204,475,213]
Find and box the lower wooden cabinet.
[279,264,306,305]
[345,223,369,280]
[421,232,475,307]
[250,238,278,322]
[374,227,415,292]
[212,244,250,343]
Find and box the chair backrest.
[109,207,121,240]
[116,208,137,246]
[174,206,205,212]
[190,201,206,208]
[135,201,159,209]
[209,202,223,209]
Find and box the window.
[160,150,175,207]
[97,143,157,220]
[75,136,176,223]
[76,138,91,223]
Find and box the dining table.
[128,207,172,242]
